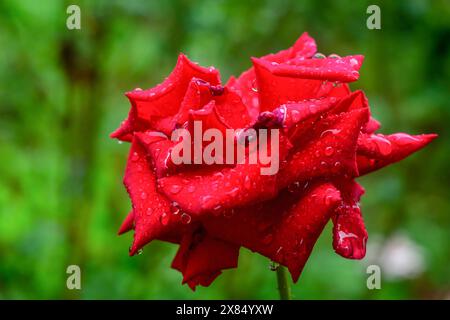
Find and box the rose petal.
[332,179,368,259]
[172,226,239,290]
[203,182,341,282]
[261,32,317,63]
[268,55,364,81]
[171,78,218,127]
[272,97,338,133]
[134,131,178,178]
[214,88,252,129]
[330,89,379,134]
[111,54,220,140]
[118,210,134,235]
[357,133,438,176]
[252,56,363,112]
[278,107,369,189]
[158,134,292,215]
[124,138,179,255]
[227,32,318,119]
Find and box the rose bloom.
[111,33,436,290]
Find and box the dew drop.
[159,212,169,226]
[146,207,153,216]
[262,233,273,245]
[325,195,334,205]
[223,208,235,218]
[170,202,181,215]
[320,128,341,138]
[227,187,239,197]
[373,135,392,156]
[169,184,182,194]
[313,53,326,59]
[140,192,147,200]
[328,54,341,59]
[291,109,301,122]
[275,246,284,260]
[187,185,196,193]
[181,213,191,224]
[332,82,341,88]
[391,133,420,146]
[287,181,301,193]
[251,80,258,92]
[349,58,359,66]
[324,146,334,156]
[244,176,251,189]
[131,152,139,162]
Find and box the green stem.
[276,266,292,300]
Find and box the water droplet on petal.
[159,212,169,226]
[187,185,196,193]
[313,53,326,59]
[169,184,182,194]
[244,176,251,189]
[325,195,334,205]
[170,202,181,215]
[275,246,284,260]
[349,58,359,66]
[140,192,147,200]
[146,207,153,216]
[131,152,139,162]
[288,181,301,193]
[251,80,258,92]
[373,135,392,156]
[180,213,191,224]
[227,187,239,197]
[223,208,235,218]
[320,129,341,138]
[324,146,334,156]
[200,195,214,210]
[262,234,273,245]
[391,133,420,146]
[328,54,341,59]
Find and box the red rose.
[111,33,436,290]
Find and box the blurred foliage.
[0,0,449,299]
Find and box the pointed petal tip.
[117,211,134,235]
[128,243,140,256]
[424,133,438,141]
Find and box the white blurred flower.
[365,232,426,280]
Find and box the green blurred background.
[0,0,448,299]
